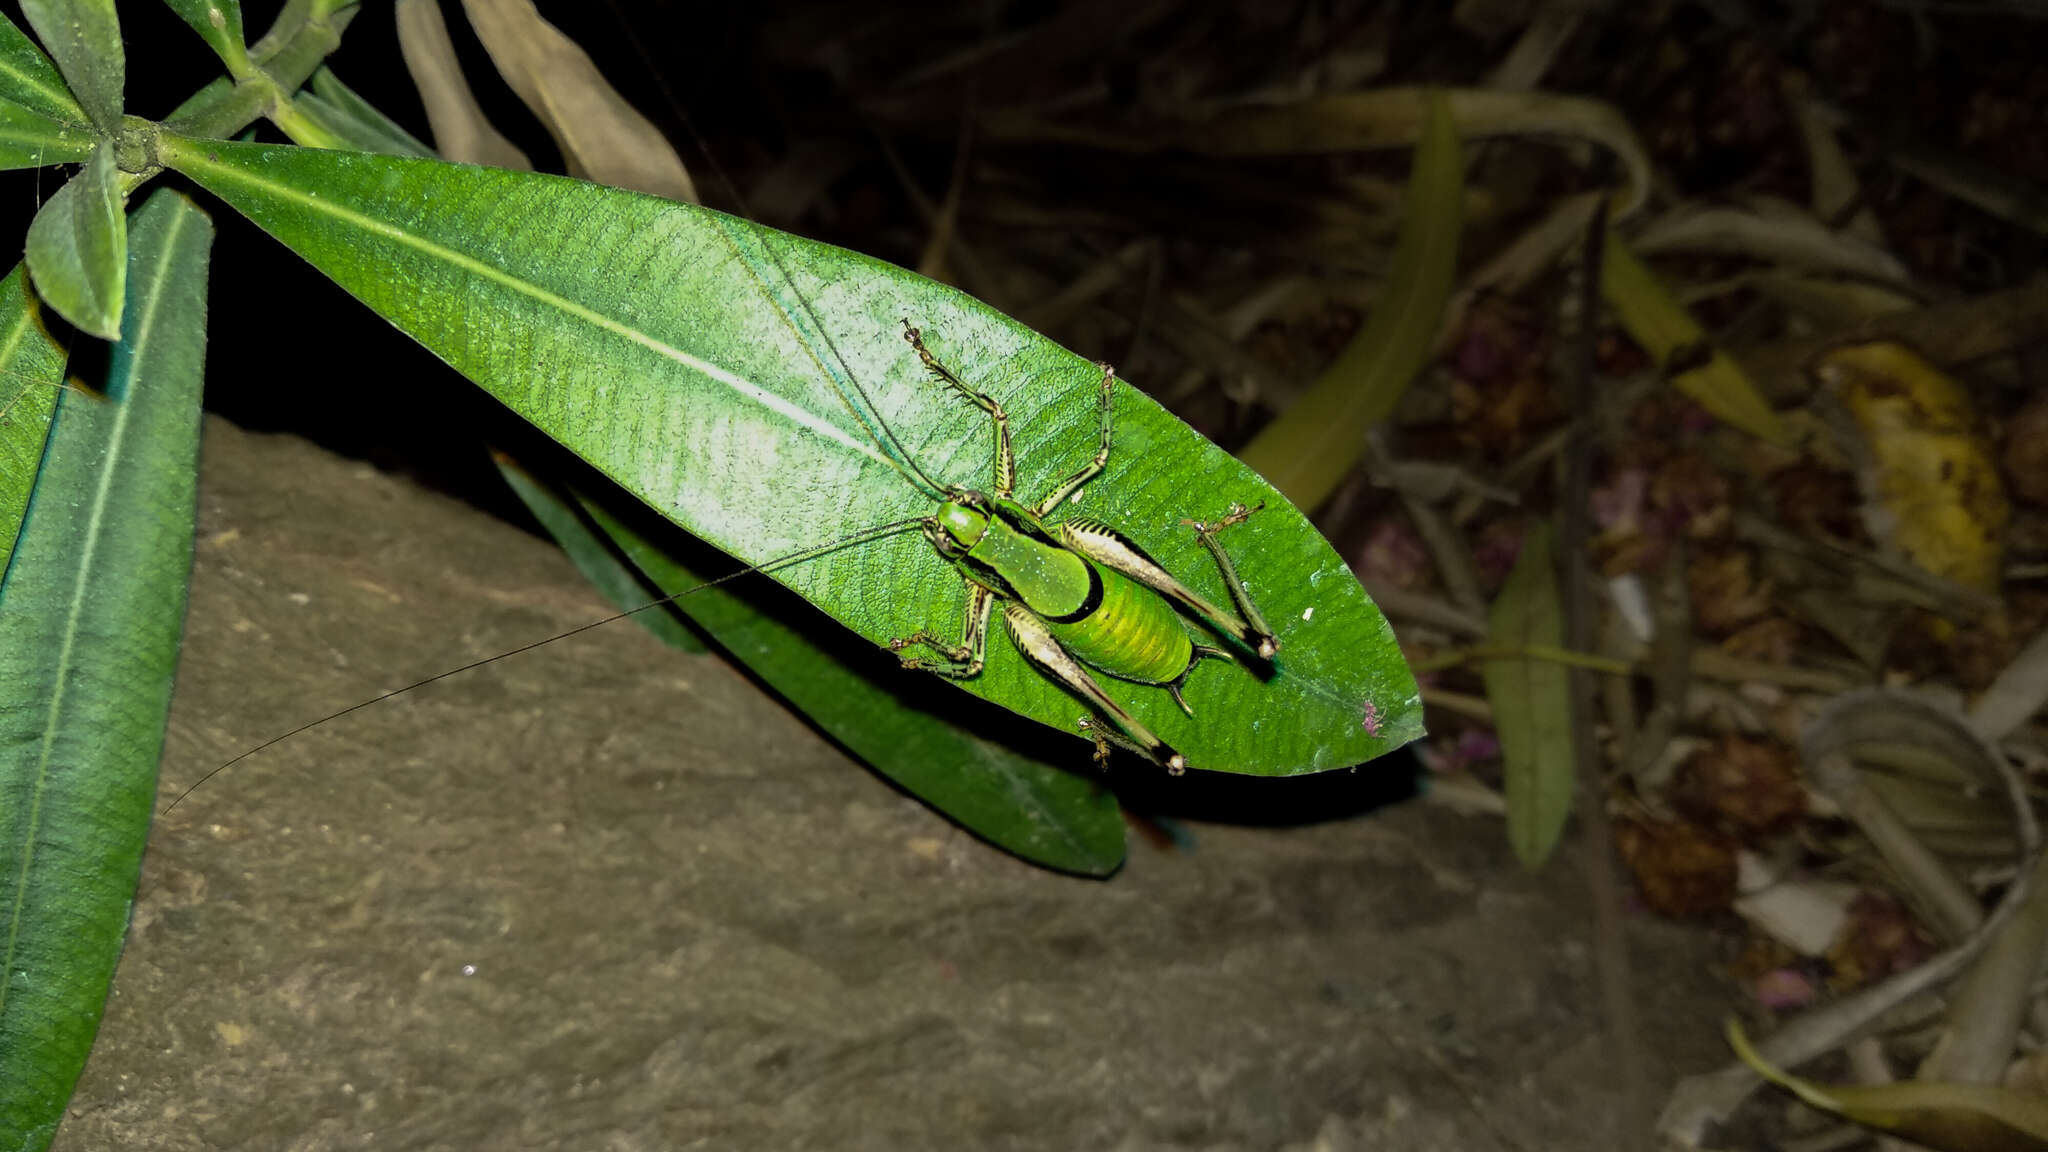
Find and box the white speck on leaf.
[1301,606,1314,622]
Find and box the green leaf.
[492,450,706,655]
[1237,87,1463,511]
[158,135,1422,777]
[161,0,249,75]
[0,264,72,575]
[0,15,94,170]
[1479,521,1574,868]
[25,141,125,339]
[0,98,94,169]
[299,66,434,158]
[0,189,213,1152]
[0,11,86,122]
[17,0,121,134]
[568,467,1126,874]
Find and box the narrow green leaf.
[1479,521,1574,867]
[17,0,121,134]
[25,141,125,339]
[571,470,1127,875]
[301,67,434,158]
[0,12,86,122]
[492,451,706,655]
[1237,88,1463,512]
[158,135,1421,776]
[0,189,213,1152]
[0,14,94,170]
[0,264,72,575]
[0,99,93,169]
[161,0,249,75]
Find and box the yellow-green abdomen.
[1046,563,1193,684]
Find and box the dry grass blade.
[395,0,531,171]
[1728,1019,2048,1151]
[458,0,697,202]
[1600,232,1790,446]
[1237,89,1462,510]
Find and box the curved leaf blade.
[0,12,86,122]
[0,189,212,1152]
[17,0,120,134]
[302,66,434,158]
[568,470,1126,875]
[25,142,124,339]
[1239,87,1462,511]
[162,0,249,76]
[0,264,71,575]
[158,136,1422,777]
[0,98,93,169]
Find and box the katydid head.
[923,489,991,560]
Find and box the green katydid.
[824,316,1281,775]
[178,275,1284,795]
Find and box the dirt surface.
[56,420,1732,1150]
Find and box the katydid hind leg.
[1182,502,1279,659]
[901,318,1014,497]
[1059,512,1279,663]
[1000,603,1186,775]
[890,579,996,677]
[1031,361,1118,516]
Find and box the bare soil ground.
[57,420,1731,1151]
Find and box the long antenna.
[162,514,928,813]
[594,0,953,503]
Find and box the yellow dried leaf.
[1819,341,2009,592]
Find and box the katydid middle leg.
[889,580,995,677]
[1032,362,1118,516]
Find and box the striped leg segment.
[1060,513,1279,662]
[1001,602,1186,774]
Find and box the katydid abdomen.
[1042,564,1191,686]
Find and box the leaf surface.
[17,0,120,134]
[0,189,212,1152]
[0,264,71,576]
[159,136,1422,776]
[25,141,125,339]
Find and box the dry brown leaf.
[394,0,531,171]
[459,0,697,203]
[1617,816,1738,919]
